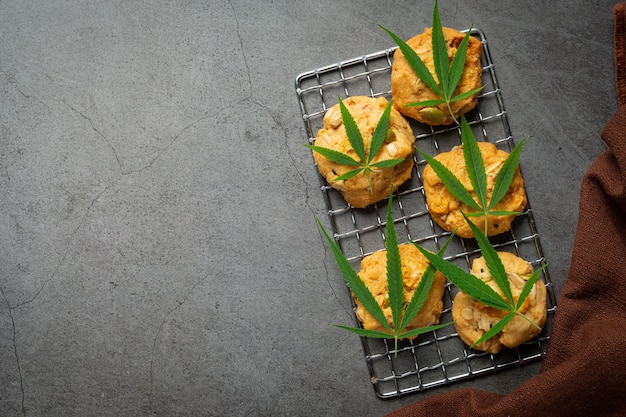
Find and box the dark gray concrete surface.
[0,1,618,416]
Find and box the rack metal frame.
[295,29,557,399]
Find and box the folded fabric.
[385,4,626,417]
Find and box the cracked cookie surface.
[312,96,415,208]
[451,251,547,354]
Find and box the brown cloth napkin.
[385,4,626,417]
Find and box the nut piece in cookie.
[452,252,547,354]
[422,141,526,238]
[390,27,483,126]
[312,96,416,208]
[355,243,446,337]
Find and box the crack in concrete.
[3,4,338,411]
[245,95,349,317]
[62,98,212,178]
[228,0,253,100]
[0,67,52,111]
[11,182,115,310]
[2,182,118,417]
[0,285,27,417]
[8,95,212,309]
[147,272,209,410]
[225,1,317,219]
[126,114,212,176]
[3,106,211,413]
[226,8,338,312]
[219,2,339,314]
[253,96,316,215]
[61,100,125,173]
[3,63,217,411]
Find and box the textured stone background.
[0,1,617,416]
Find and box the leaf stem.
[306,97,404,188]
[515,310,542,331]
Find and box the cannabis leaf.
[417,115,527,237]
[380,0,484,125]
[306,97,404,186]
[316,190,452,354]
[414,214,547,349]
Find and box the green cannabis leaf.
[380,0,484,125]
[306,97,404,189]
[417,115,527,237]
[317,190,452,354]
[415,214,546,349]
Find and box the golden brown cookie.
[312,96,416,208]
[390,27,483,126]
[354,243,446,337]
[422,141,527,238]
[451,252,547,354]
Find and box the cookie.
[422,141,526,238]
[451,251,547,354]
[312,96,416,208]
[354,243,447,337]
[390,27,483,126]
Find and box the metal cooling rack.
[294,28,557,399]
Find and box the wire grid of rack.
[294,29,557,399]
